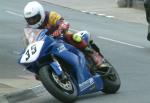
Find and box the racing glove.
[52,29,62,37]
[52,22,70,37]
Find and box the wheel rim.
[52,72,73,91]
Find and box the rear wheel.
[96,60,121,94]
[39,65,77,103]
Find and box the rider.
[23,1,109,79]
[144,0,150,41]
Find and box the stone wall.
[132,0,144,9]
[117,0,144,9]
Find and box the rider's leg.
[144,0,150,41]
[65,30,110,69]
[89,40,103,57]
[147,24,150,41]
[79,31,110,69]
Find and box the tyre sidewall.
[101,60,121,94]
[39,65,77,102]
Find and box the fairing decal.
[20,41,44,63]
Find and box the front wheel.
[39,65,77,103]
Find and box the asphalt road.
[0,0,28,78]
[1,0,150,103]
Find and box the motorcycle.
[19,28,121,103]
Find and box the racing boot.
[89,40,111,69]
[89,40,104,57]
[84,47,110,71]
[99,62,110,68]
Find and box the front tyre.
[39,65,77,103]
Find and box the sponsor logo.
[57,45,66,53]
[79,78,94,91]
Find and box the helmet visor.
[25,13,41,25]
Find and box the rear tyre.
[39,65,77,103]
[97,60,121,94]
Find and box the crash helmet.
[24,1,45,28]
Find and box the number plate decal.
[20,41,44,63]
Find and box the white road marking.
[89,12,97,15]
[6,10,144,49]
[71,28,144,48]
[81,10,88,13]
[106,15,115,18]
[98,36,144,48]
[97,13,106,16]
[81,10,115,18]
[5,10,23,17]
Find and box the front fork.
[49,55,67,82]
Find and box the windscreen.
[24,28,44,44]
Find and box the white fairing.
[20,41,44,63]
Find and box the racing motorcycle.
[19,28,121,103]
